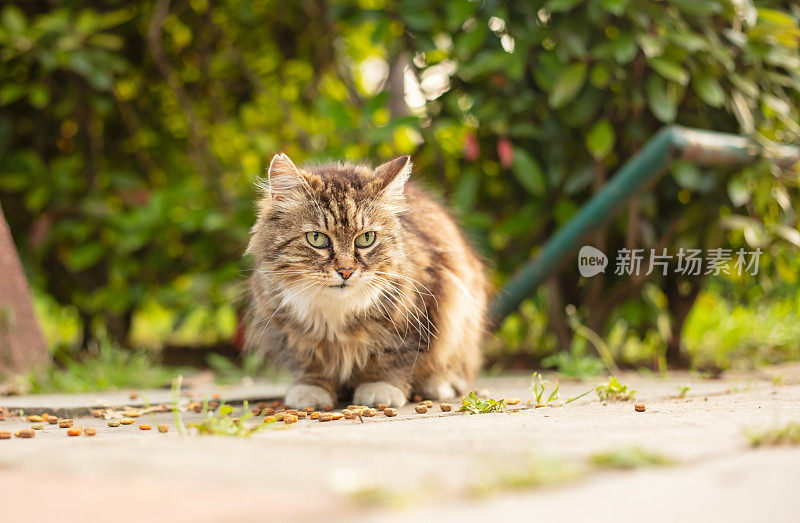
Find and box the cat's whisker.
[372,275,438,340]
[376,279,435,343]
[371,272,440,332]
[363,280,404,342]
[372,270,438,303]
[378,287,414,339]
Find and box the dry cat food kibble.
[0,430,11,440]
[634,403,646,412]
[295,411,307,419]
[120,418,135,425]
[331,413,344,420]
[31,424,45,430]
[67,427,82,436]
[15,429,36,438]
[412,395,423,403]
[309,412,320,420]
[26,415,45,423]
[47,415,59,424]
[84,427,97,436]
[383,408,398,417]
[506,398,521,405]
[301,407,315,413]
[415,405,427,414]
[361,409,376,417]
[108,420,121,427]
[139,424,152,430]
[262,407,276,416]
[440,403,452,412]
[376,403,388,410]
[59,419,74,428]
[318,413,333,422]
[158,424,169,433]
[284,414,298,424]
[421,400,433,408]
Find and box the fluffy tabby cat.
[245,153,488,408]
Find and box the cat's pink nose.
[337,267,355,279]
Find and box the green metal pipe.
[489,125,800,326]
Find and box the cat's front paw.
[420,377,457,400]
[285,384,334,409]
[353,382,407,407]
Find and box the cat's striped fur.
[245,154,488,408]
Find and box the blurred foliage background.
[1,0,799,388]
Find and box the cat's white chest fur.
[283,283,377,341]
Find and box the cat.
[245,153,488,408]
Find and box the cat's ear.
[264,153,305,197]
[374,155,411,198]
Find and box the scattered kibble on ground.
[120,418,135,425]
[15,429,36,438]
[0,430,11,440]
[440,403,452,412]
[108,420,121,427]
[47,415,59,424]
[67,427,82,436]
[383,408,398,417]
[59,419,74,428]
[158,424,169,433]
[26,415,44,422]
[31,424,45,430]
[376,403,388,410]
[635,403,646,412]
[415,405,427,414]
[506,398,521,405]
[84,427,97,436]
[139,424,152,430]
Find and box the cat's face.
[248,154,411,313]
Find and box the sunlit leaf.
[549,62,587,108]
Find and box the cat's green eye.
[355,231,376,248]
[306,231,330,248]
